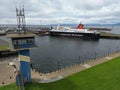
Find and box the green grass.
[0,57,120,90]
[0,46,9,51]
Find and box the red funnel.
[76,24,84,29]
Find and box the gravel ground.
[0,57,18,87]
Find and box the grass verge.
[0,46,9,51]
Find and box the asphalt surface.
[0,39,8,46]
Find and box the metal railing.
[31,46,120,74]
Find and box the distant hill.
[0,23,120,27]
[114,23,120,25]
[49,23,120,27]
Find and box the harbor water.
[0,26,120,73]
[31,36,120,73]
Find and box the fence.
[0,46,120,74]
[32,46,120,74]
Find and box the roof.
[7,33,36,38]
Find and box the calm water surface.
[31,36,120,73]
[0,26,120,73]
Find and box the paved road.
[0,39,8,46]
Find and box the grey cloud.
[0,0,120,24]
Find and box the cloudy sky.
[0,0,120,25]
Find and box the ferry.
[50,23,100,39]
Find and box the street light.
[9,62,24,90]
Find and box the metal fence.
[0,46,120,74]
[32,46,120,74]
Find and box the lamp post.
[9,62,24,90]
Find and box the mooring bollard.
[10,76,12,79]
[2,82,5,85]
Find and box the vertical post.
[18,49,31,83]
[95,52,97,60]
[16,71,24,90]
[57,60,60,71]
[108,48,110,56]
[116,46,118,53]
[79,56,81,64]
